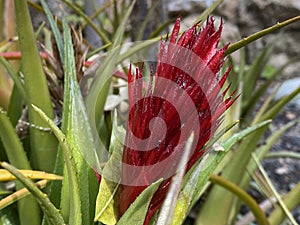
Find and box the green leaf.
[0,56,25,126]
[251,155,296,224]
[39,0,64,64]
[136,1,160,41]
[37,2,65,221]
[242,45,274,111]
[149,18,176,39]
[240,120,298,191]
[261,65,276,79]
[7,84,24,127]
[58,19,98,225]
[268,181,300,225]
[85,0,136,164]
[0,56,26,100]
[0,162,65,225]
[0,107,40,225]
[243,56,300,124]
[116,179,163,225]
[31,105,82,225]
[81,1,115,29]
[42,147,64,225]
[94,112,125,224]
[266,151,300,160]
[261,85,300,121]
[177,120,271,225]
[197,77,300,225]
[0,108,30,169]
[14,0,58,173]
[61,0,111,45]
[118,38,160,64]
[94,177,120,225]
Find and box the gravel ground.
[263,103,300,223]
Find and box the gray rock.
[274,77,300,108]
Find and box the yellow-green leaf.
[95,112,125,224]
[117,179,163,225]
[94,177,120,225]
[0,169,63,181]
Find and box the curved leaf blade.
[0,162,65,225]
[117,179,163,225]
[173,120,272,224]
[94,113,125,224]
[31,104,82,225]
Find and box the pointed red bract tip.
[170,17,181,43]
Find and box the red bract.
[120,17,237,224]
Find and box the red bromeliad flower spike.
[120,17,237,224]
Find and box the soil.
[263,103,300,223]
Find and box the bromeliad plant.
[119,17,237,224]
[0,1,300,225]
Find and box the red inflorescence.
[120,17,237,224]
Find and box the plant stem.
[209,174,270,225]
[266,151,300,160]
[225,15,300,55]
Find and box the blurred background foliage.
[0,0,299,225]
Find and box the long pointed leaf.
[61,0,111,45]
[116,179,163,225]
[197,85,300,225]
[0,56,26,100]
[39,0,64,64]
[241,120,298,190]
[14,0,58,173]
[0,169,63,181]
[242,45,274,111]
[172,120,271,225]
[0,107,40,225]
[85,0,136,165]
[0,162,65,225]
[268,181,300,225]
[59,18,97,225]
[31,105,82,225]
[0,180,49,210]
[252,155,297,224]
[94,112,125,224]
